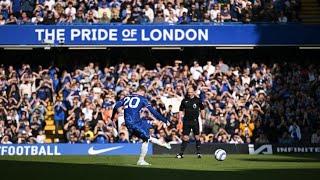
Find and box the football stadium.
[0,0,320,179]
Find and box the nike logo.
[88,146,123,155]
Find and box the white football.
[214,149,227,161]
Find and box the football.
[215,149,227,161]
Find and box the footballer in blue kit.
[111,85,171,166]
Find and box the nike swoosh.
[88,146,123,155]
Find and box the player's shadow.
[0,159,319,180]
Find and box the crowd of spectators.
[0,59,319,145]
[0,0,301,25]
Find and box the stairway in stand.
[301,0,320,24]
[44,103,64,143]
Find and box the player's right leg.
[139,120,171,149]
[149,136,171,149]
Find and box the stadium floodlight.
[215,46,254,50]
[68,46,108,50]
[151,47,183,51]
[299,47,320,49]
[3,47,33,50]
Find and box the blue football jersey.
[113,94,167,125]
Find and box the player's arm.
[146,105,168,123]
[111,99,124,120]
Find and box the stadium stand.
[0,51,319,144]
[0,0,304,25]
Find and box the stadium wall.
[0,144,151,156]
[0,24,320,47]
[0,144,319,156]
[154,144,320,155]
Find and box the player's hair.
[137,85,147,92]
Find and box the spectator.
[190,61,203,80]
[65,2,76,20]
[189,4,200,22]
[203,61,215,77]
[98,1,111,20]
[278,11,287,23]
[279,132,294,144]
[0,14,5,25]
[44,0,55,11]
[163,2,176,18]
[11,0,21,18]
[214,13,223,23]
[165,10,178,24]
[118,132,129,143]
[31,11,44,24]
[53,3,65,18]
[176,3,188,18]
[74,10,85,24]
[202,12,211,23]
[122,12,135,24]
[86,10,98,23]
[209,4,220,22]
[311,130,320,144]
[42,10,56,24]
[1,135,12,144]
[5,14,17,24]
[54,96,66,134]
[100,12,110,23]
[110,8,121,23]
[178,12,190,24]
[288,121,301,141]
[36,130,46,143]
[144,4,154,23]
[220,5,231,21]
[0,1,10,20]
[20,0,36,18]
[229,134,244,144]
[154,11,165,23]
[20,11,31,24]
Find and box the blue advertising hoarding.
[0,24,320,46]
[0,143,151,156]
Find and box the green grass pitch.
[1,154,320,180]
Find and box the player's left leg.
[136,121,170,166]
[137,139,151,166]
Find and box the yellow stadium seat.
[52,130,64,135]
[44,138,52,143]
[44,125,55,131]
[46,120,54,126]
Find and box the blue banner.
[0,24,320,46]
[0,143,151,156]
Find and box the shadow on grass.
[0,160,320,180]
[240,158,320,163]
[241,154,320,163]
